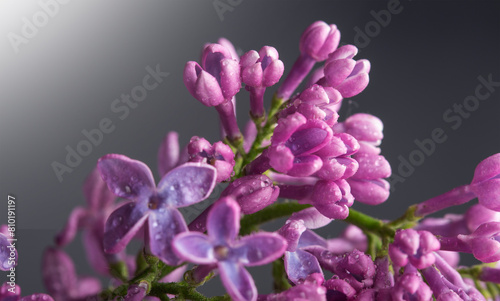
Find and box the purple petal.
[328,45,358,60]
[117,283,148,301]
[298,230,328,249]
[288,155,323,177]
[218,261,257,301]
[207,197,240,244]
[262,60,284,87]
[472,153,500,184]
[148,207,188,265]
[324,58,356,87]
[234,233,287,266]
[268,145,294,173]
[84,166,116,211]
[471,178,500,211]
[104,202,149,253]
[272,113,308,144]
[289,207,332,229]
[284,249,323,284]
[42,247,76,297]
[158,132,180,178]
[55,207,88,247]
[343,113,383,143]
[71,276,102,299]
[336,72,369,98]
[351,154,391,180]
[157,163,216,208]
[348,178,390,205]
[0,283,20,299]
[83,224,109,275]
[98,154,156,200]
[0,233,16,271]
[172,232,215,264]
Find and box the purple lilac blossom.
[42,248,101,301]
[157,131,189,178]
[98,154,216,265]
[55,167,126,275]
[240,46,284,118]
[187,136,235,182]
[389,229,440,269]
[173,197,287,301]
[277,21,340,100]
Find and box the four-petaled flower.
[98,154,216,265]
[172,197,287,301]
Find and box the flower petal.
[157,163,216,208]
[104,202,149,253]
[172,232,216,264]
[70,276,102,299]
[19,295,55,301]
[148,207,188,265]
[234,233,287,266]
[84,166,116,211]
[83,223,109,275]
[98,154,156,200]
[289,207,332,230]
[42,247,76,297]
[207,197,240,244]
[157,131,180,178]
[218,261,257,301]
[284,249,323,284]
[55,207,88,247]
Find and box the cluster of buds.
[5,20,499,301]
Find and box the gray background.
[1,0,499,295]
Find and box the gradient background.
[1,0,499,295]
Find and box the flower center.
[214,245,229,260]
[148,195,160,210]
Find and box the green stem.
[344,208,393,236]
[239,202,311,235]
[387,205,421,229]
[272,258,292,292]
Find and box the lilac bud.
[188,136,235,182]
[310,179,353,219]
[221,174,279,214]
[391,271,432,301]
[240,46,284,88]
[183,61,225,107]
[118,282,148,301]
[323,278,357,300]
[335,113,383,145]
[389,229,440,269]
[300,21,341,62]
[470,153,500,211]
[461,222,500,262]
[201,44,241,99]
[217,37,239,61]
[158,131,181,177]
[279,220,307,252]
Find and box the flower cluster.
[4,20,499,301]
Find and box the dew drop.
[112,216,123,227]
[155,234,162,241]
[152,221,159,228]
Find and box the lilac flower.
[470,153,500,211]
[327,225,367,255]
[277,21,340,100]
[439,222,500,263]
[334,113,391,205]
[240,46,284,118]
[187,136,235,182]
[421,254,486,301]
[279,84,342,127]
[279,207,331,284]
[221,174,279,214]
[184,43,242,141]
[55,167,123,275]
[188,174,279,233]
[389,229,440,269]
[391,264,432,301]
[157,131,189,178]
[268,112,332,177]
[415,153,500,217]
[0,283,54,301]
[321,45,371,98]
[42,248,101,301]
[324,278,357,300]
[0,226,16,272]
[116,282,148,301]
[173,197,287,301]
[98,154,216,265]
